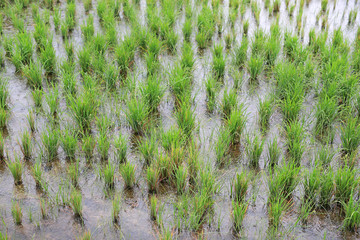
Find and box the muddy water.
[0,0,359,239]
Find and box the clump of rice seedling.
[321,0,327,12]
[15,30,33,65]
[97,132,110,160]
[348,10,357,25]
[19,130,32,159]
[303,167,321,204]
[0,131,5,160]
[32,160,43,189]
[45,85,59,118]
[32,88,43,108]
[103,63,118,91]
[212,43,225,79]
[285,120,305,165]
[82,134,95,159]
[318,169,334,209]
[40,40,56,76]
[11,201,23,225]
[0,107,9,129]
[267,138,281,168]
[246,55,263,81]
[183,18,192,42]
[42,127,59,161]
[126,96,149,134]
[100,160,115,188]
[150,195,159,221]
[205,76,218,112]
[84,0,92,13]
[164,29,178,53]
[315,95,337,137]
[231,171,251,203]
[23,61,43,89]
[226,106,247,144]
[215,127,231,165]
[26,111,35,133]
[140,75,165,112]
[161,126,184,152]
[335,165,357,205]
[246,135,264,168]
[181,42,195,72]
[120,162,136,189]
[315,145,335,168]
[258,96,274,132]
[233,38,248,68]
[112,194,121,223]
[138,133,158,165]
[175,165,187,194]
[70,189,83,218]
[340,117,360,158]
[221,88,237,117]
[175,101,196,138]
[268,196,290,228]
[147,165,160,193]
[342,192,360,231]
[232,200,248,232]
[114,134,127,163]
[264,38,280,66]
[169,64,192,102]
[115,36,136,77]
[68,159,80,186]
[61,129,77,160]
[6,155,24,185]
[0,77,9,109]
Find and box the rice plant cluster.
[0,0,359,239]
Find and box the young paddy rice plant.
[233,38,248,68]
[232,200,248,232]
[175,101,196,138]
[100,160,115,188]
[231,171,251,203]
[174,165,188,195]
[147,165,160,193]
[267,138,281,168]
[226,106,247,144]
[215,127,231,165]
[140,74,165,112]
[246,55,263,81]
[120,162,136,189]
[340,117,360,158]
[42,127,59,161]
[70,189,83,218]
[205,76,218,112]
[68,159,80,186]
[11,201,23,225]
[114,134,127,163]
[258,96,274,132]
[335,165,357,205]
[6,155,24,185]
[82,134,95,159]
[138,133,158,165]
[20,130,32,159]
[221,88,237,117]
[61,129,77,160]
[342,192,360,231]
[246,135,265,168]
[23,61,43,90]
[126,96,149,135]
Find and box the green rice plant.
[146,165,160,193]
[246,55,263,81]
[45,85,59,118]
[100,160,115,188]
[140,75,164,112]
[212,43,225,79]
[281,93,303,124]
[96,114,112,136]
[81,15,94,43]
[62,70,77,96]
[0,78,9,109]
[233,38,248,68]
[84,0,92,13]
[11,48,23,72]
[32,160,43,189]
[0,132,4,160]
[267,138,281,168]
[20,130,32,159]
[68,92,98,132]
[126,96,149,134]
[268,196,289,228]
[97,132,110,160]
[70,189,83,218]
[145,52,160,76]
[33,21,48,51]
[0,107,8,129]
[268,161,300,202]
[189,187,215,230]
[23,61,42,89]
[115,36,136,77]
[303,167,321,204]
[246,135,264,168]
[315,145,335,168]
[92,33,108,55]
[112,194,121,223]
[318,169,334,209]
[150,195,159,221]
[32,88,43,108]
[82,134,95,159]
[65,2,76,30]
[321,0,327,12]
[215,127,231,165]
[335,165,357,205]
[299,198,315,223]
[226,106,247,144]
[205,76,218,112]
[120,162,136,189]
[138,134,157,165]
[221,88,237,117]
[77,45,92,74]
[175,165,187,195]
[285,120,305,165]
[61,129,77,160]
[42,127,59,160]
[53,7,61,29]
[183,18,192,42]
[232,200,248,232]
[6,155,24,185]
[243,19,249,35]
[175,101,196,138]
[161,126,184,152]
[103,63,118,91]
[251,29,267,56]
[231,171,251,203]
[349,10,357,25]
[164,29,178,53]
[181,42,195,72]
[68,159,80,186]
[225,33,233,49]
[114,134,127,163]
[11,201,23,225]
[40,40,56,76]
[342,192,360,231]
[3,36,13,58]
[315,95,337,136]
[340,117,360,157]
[264,38,280,66]
[169,64,192,102]
[16,30,33,65]
[258,96,274,131]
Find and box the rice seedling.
[16,30,33,65]
[40,40,56,76]
[205,76,218,112]
[97,132,110,160]
[161,126,184,152]
[42,127,59,161]
[112,194,121,223]
[221,88,237,117]
[114,134,127,163]
[321,0,327,12]
[246,55,263,81]
[6,155,24,185]
[335,165,357,205]
[11,201,23,225]
[226,106,247,144]
[19,130,32,159]
[84,0,92,13]
[233,38,248,68]
[126,96,149,134]
[340,117,360,158]
[212,43,225,79]
[147,165,160,193]
[100,160,115,188]
[231,171,251,203]
[32,160,43,189]
[183,18,192,42]
[70,189,83,218]
[281,93,303,124]
[120,162,136,189]
[140,75,165,112]
[268,196,290,228]
[246,135,264,168]
[169,64,192,102]
[342,192,360,231]
[181,42,195,72]
[68,159,80,186]
[285,120,305,165]
[174,165,187,195]
[82,134,95,159]
[215,127,231,165]
[315,95,337,137]
[150,195,159,221]
[175,101,196,138]
[0,132,4,160]
[264,38,280,66]
[0,78,9,110]
[258,96,274,132]
[45,85,59,118]
[232,200,248,232]
[303,167,321,203]
[0,107,9,129]
[23,61,42,89]
[267,138,281,168]
[61,129,77,160]
[138,133,158,165]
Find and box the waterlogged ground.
[0,0,360,239]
